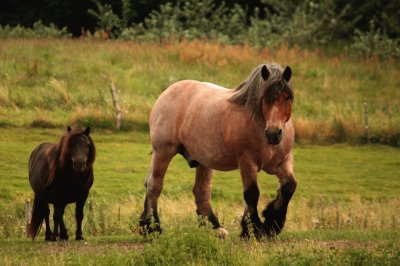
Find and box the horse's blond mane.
[228,63,287,120]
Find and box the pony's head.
[261,65,293,145]
[47,126,96,185]
[58,126,96,172]
[229,63,293,145]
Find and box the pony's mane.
[228,63,293,121]
[46,127,96,185]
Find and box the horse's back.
[149,80,229,143]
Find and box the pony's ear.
[67,126,72,132]
[261,65,270,80]
[84,126,90,136]
[283,66,292,82]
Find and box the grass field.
[0,128,399,265]
[0,39,399,265]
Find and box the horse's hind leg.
[44,204,53,241]
[193,165,228,238]
[262,154,297,237]
[139,147,175,235]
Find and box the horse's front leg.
[53,204,68,240]
[262,153,297,237]
[75,193,88,240]
[239,155,264,239]
[193,165,228,238]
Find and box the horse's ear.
[283,66,292,82]
[261,65,270,80]
[84,126,90,136]
[67,126,72,132]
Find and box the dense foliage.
[0,0,399,58]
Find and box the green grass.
[0,128,399,264]
[0,229,398,265]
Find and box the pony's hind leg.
[262,154,297,237]
[193,165,227,238]
[139,147,175,235]
[44,203,53,241]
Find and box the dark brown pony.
[140,63,297,239]
[28,126,96,241]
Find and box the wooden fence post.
[110,82,122,130]
[364,102,369,144]
[25,199,31,237]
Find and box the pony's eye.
[286,95,291,101]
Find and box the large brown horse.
[28,126,96,241]
[139,63,297,239]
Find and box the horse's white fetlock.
[215,227,229,239]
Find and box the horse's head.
[65,126,93,172]
[261,65,293,145]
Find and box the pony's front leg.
[262,154,297,237]
[193,165,228,238]
[75,193,88,240]
[53,204,68,240]
[139,149,174,235]
[239,156,264,239]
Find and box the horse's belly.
[186,143,238,171]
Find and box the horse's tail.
[28,195,46,239]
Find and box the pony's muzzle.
[73,160,87,172]
[265,128,283,145]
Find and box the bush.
[0,20,71,39]
[120,0,247,44]
[350,20,400,59]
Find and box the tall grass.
[0,39,399,145]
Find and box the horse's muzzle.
[73,160,87,172]
[265,128,283,145]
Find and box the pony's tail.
[28,195,46,239]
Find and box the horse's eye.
[286,95,291,101]
[87,143,90,148]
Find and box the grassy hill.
[0,39,399,144]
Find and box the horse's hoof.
[139,226,162,236]
[262,202,286,237]
[59,233,69,241]
[215,227,228,239]
[45,233,53,241]
[139,219,162,236]
[75,235,84,241]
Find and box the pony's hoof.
[215,227,228,239]
[45,233,53,241]
[76,235,84,241]
[59,233,69,241]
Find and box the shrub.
[0,20,71,39]
[350,20,400,59]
